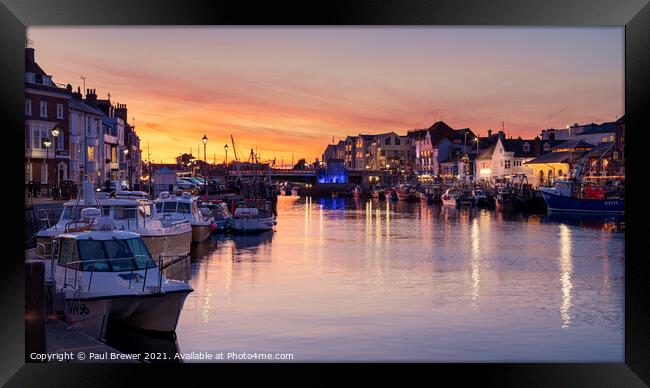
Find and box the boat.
[495,186,514,211]
[396,185,420,202]
[353,185,373,199]
[456,190,476,207]
[36,180,192,264]
[540,179,624,213]
[418,187,436,203]
[470,189,489,207]
[200,200,233,232]
[36,210,193,340]
[387,188,398,201]
[154,191,214,243]
[231,199,277,233]
[441,188,460,206]
[372,187,387,200]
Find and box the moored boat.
[441,188,460,206]
[37,211,192,340]
[36,180,192,264]
[396,185,420,202]
[231,199,277,233]
[540,180,624,213]
[154,191,214,243]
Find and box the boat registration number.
[604,201,619,206]
[67,302,90,315]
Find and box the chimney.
[25,47,35,62]
[85,88,97,107]
[72,86,82,100]
[534,137,541,155]
[114,103,128,122]
[487,129,492,138]
[497,130,505,140]
[66,84,72,93]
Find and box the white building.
[69,88,104,186]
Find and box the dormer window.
[543,142,550,152]
[25,72,35,83]
[522,142,530,152]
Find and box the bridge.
[228,168,317,183]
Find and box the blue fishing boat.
[539,180,624,213]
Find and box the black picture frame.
[1,0,648,386]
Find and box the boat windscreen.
[177,202,191,214]
[76,239,155,272]
[162,201,178,213]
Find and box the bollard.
[25,260,46,362]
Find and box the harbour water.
[113,195,624,362]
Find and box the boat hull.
[231,217,276,233]
[191,224,212,243]
[540,191,624,213]
[63,298,111,339]
[63,290,191,339]
[141,230,192,264]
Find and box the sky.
[29,27,623,165]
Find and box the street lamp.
[43,138,52,197]
[202,134,208,199]
[124,148,130,190]
[474,137,480,178]
[224,144,229,165]
[51,127,60,186]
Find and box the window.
[125,238,155,268]
[505,160,511,169]
[558,169,563,177]
[395,138,401,145]
[609,135,614,142]
[177,202,191,214]
[25,98,32,115]
[41,160,48,183]
[543,143,550,152]
[25,124,30,149]
[522,142,530,152]
[58,238,79,266]
[162,201,178,213]
[78,240,109,271]
[56,133,64,150]
[57,103,64,119]
[40,101,47,117]
[113,206,137,219]
[87,146,95,162]
[385,137,391,145]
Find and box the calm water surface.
[169,196,624,362]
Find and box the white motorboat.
[154,191,214,243]
[441,188,461,206]
[230,199,276,233]
[39,211,193,340]
[36,180,191,264]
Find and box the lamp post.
[43,137,52,197]
[124,148,130,190]
[474,137,480,179]
[224,144,229,165]
[202,134,208,199]
[51,127,60,185]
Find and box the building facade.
[25,47,71,195]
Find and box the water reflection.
[168,196,623,361]
[470,217,480,308]
[559,224,574,329]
